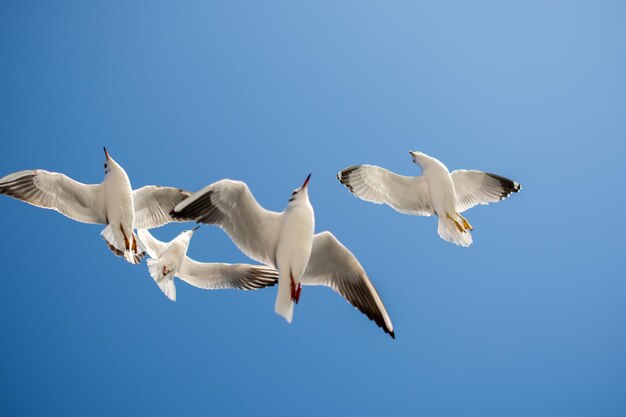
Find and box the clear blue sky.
[1,1,624,416]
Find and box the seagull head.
[179,226,200,243]
[409,150,429,168]
[103,147,122,176]
[182,225,200,236]
[288,173,311,204]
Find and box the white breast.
[276,203,315,282]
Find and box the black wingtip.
[389,330,396,339]
[337,166,358,193]
[485,172,522,199]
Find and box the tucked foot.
[447,213,466,233]
[457,213,474,231]
[119,225,130,251]
[162,265,171,276]
[290,272,302,304]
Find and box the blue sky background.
[1,1,625,416]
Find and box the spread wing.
[301,231,394,338]
[0,169,106,224]
[136,229,169,259]
[337,165,434,216]
[171,180,282,267]
[451,170,521,213]
[133,186,192,229]
[178,258,278,290]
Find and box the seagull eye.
[104,163,108,169]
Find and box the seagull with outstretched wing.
[171,176,395,338]
[137,228,278,302]
[337,150,521,247]
[0,147,191,263]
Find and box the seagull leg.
[132,235,138,253]
[119,225,130,251]
[447,213,465,233]
[162,265,170,276]
[290,271,302,304]
[457,213,474,231]
[296,283,302,303]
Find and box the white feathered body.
[104,164,135,233]
[274,193,315,323]
[100,159,146,263]
[145,231,192,301]
[415,153,472,247]
[419,156,456,217]
[158,232,192,276]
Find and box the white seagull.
[171,175,395,338]
[0,147,191,263]
[137,228,278,301]
[338,150,521,247]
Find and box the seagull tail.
[101,225,146,264]
[146,258,176,301]
[274,277,295,324]
[437,214,473,247]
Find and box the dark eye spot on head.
[104,163,108,169]
[292,191,297,196]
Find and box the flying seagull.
[137,228,278,301]
[170,175,395,338]
[0,147,191,263]
[337,150,521,247]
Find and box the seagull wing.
[133,186,192,229]
[177,257,278,290]
[0,169,106,224]
[136,229,169,258]
[451,170,521,213]
[337,165,434,216]
[301,231,395,338]
[171,180,282,266]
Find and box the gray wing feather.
[171,180,282,267]
[451,170,521,213]
[337,165,434,216]
[301,231,395,338]
[0,169,106,224]
[133,186,192,229]
[178,258,278,290]
[136,229,169,259]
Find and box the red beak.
[302,173,311,189]
[103,147,110,160]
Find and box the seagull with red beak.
[0,147,192,264]
[171,174,395,338]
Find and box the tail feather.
[101,225,146,264]
[147,258,176,301]
[438,215,473,247]
[274,277,294,323]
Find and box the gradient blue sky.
[1,1,625,416]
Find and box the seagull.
[337,150,521,247]
[170,175,395,338]
[137,228,278,301]
[0,147,191,263]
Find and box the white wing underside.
[133,185,191,229]
[178,258,278,290]
[301,231,394,337]
[337,165,434,216]
[451,170,521,213]
[172,180,283,266]
[0,170,107,224]
[0,170,191,229]
[136,229,169,258]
